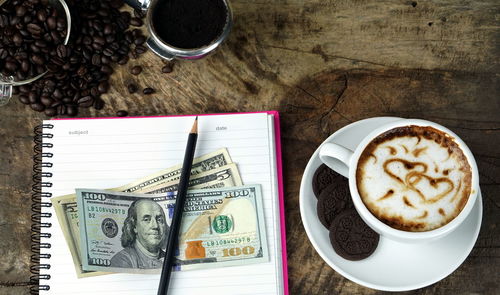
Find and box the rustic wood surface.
[0,0,499,294]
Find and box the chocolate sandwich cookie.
[329,209,379,261]
[312,164,342,198]
[316,179,353,228]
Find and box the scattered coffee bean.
[134,45,147,54]
[127,83,138,94]
[134,36,146,45]
[143,87,155,95]
[130,17,143,27]
[116,110,128,117]
[131,65,142,75]
[162,65,173,73]
[93,98,105,110]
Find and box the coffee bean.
[47,16,56,30]
[90,54,101,66]
[53,88,63,99]
[93,36,106,46]
[56,17,66,30]
[101,55,111,65]
[143,87,155,95]
[57,104,66,115]
[117,55,129,65]
[134,45,147,54]
[41,96,54,106]
[127,83,137,94]
[5,61,18,72]
[45,107,57,117]
[31,54,45,65]
[77,96,94,107]
[37,10,47,22]
[51,56,65,66]
[31,103,45,112]
[0,49,8,59]
[12,33,23,46]
[27,23,42,35]
[104,24,113,35]
[130,65,142,75]
[0,14,8,27]
[28,92,39,104]
[90,87,100,97]
[66,105,78,116]
[116,110,128,117]
[56,44,68,58]
[19,95,30,105]
[100,65,113,74]
[93,98,105,110]
[15,5,27,17]
[77,65,87,76]
[162,64,173,73]
[134,36,146,45]
[103,47,114,57]
[98,81,109,93]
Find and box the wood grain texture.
[0,0,498,294]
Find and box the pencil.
[157,117,198,295]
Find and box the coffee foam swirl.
[356,126,472,232]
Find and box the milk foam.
[356,126,472,232]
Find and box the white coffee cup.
[319,119,479,243]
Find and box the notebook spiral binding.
[31,124,54,294]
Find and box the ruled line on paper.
[54,128,269,138]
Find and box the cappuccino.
[356,126,472,232]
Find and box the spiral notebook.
[31,112,288,295]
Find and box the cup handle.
[319,143,354,178]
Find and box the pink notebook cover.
[54,111,289,295]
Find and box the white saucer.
[299,117,483,291]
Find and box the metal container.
[125,0,233,60]
[0,0,72,106]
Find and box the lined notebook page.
[40,113,283,295]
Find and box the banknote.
[77,186,268,274]
[138,163,243,194]
[115,148,232,193]
[51,194,111,278]
[51,149,239,276]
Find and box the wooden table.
[0,0,498,294]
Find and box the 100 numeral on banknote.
[77,186,269,274]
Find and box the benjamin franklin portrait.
[110,199,169,269]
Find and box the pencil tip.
[191,117,198,133]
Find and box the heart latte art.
[356,126,472,232]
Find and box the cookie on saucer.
[312,164,342,198]
[329,209,379,261]
[316,179,353,228]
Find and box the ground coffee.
[152,0,227,49]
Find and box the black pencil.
[157,117,198,295]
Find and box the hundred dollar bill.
[51,149,238,277]
[51,194,111,278]
[115,148,232,193]
[77,186,268,274]
[51,164,242,276]
[138,163,243,194]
